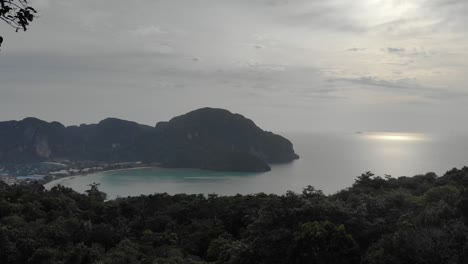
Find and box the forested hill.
[2,167,468,263]
[0,108,299,172]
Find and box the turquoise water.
[45,167,263,199]
[45,132,468,199]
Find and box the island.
[0,107,299,177]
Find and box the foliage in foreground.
[0,0,36,48]
[2,168,468,263]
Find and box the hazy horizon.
[1,112,460,135]
[1,0,468,133]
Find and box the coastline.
[43,166,157,189]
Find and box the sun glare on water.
[365,133,426,142]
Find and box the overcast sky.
[1,0,467,133]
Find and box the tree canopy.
[2,167,468,263]
[0,0,36,48]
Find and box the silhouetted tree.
[0,0,36,48]
[85,182,107,201]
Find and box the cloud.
[335,76,468,101]
[1,0,468,132]
[246,62,286,72]
[338,76,419,90]
[347,48,366,52]
[387,47,406,53]
[382,47,435,66]
[383,60,414,66]
[133,25,167,37]
[282,4,365,33]
[146,44,175,55]
[427,0,468,25]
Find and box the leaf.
[26,7,37,13]
[26,12,33,21]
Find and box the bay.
[45,132,468,198]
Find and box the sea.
[44,132,468,199]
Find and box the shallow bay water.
[45,132,468,198]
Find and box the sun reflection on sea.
[364,132,427,142]
[355,132,431,171]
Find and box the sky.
[1,0,467,133]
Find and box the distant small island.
[0,108,299,174]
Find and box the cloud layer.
[0,0,467,132]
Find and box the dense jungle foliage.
[2,167,468,264]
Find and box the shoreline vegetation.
[2,167,468,263]
[0,161,160,186]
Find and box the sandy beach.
[43,166,156,189]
